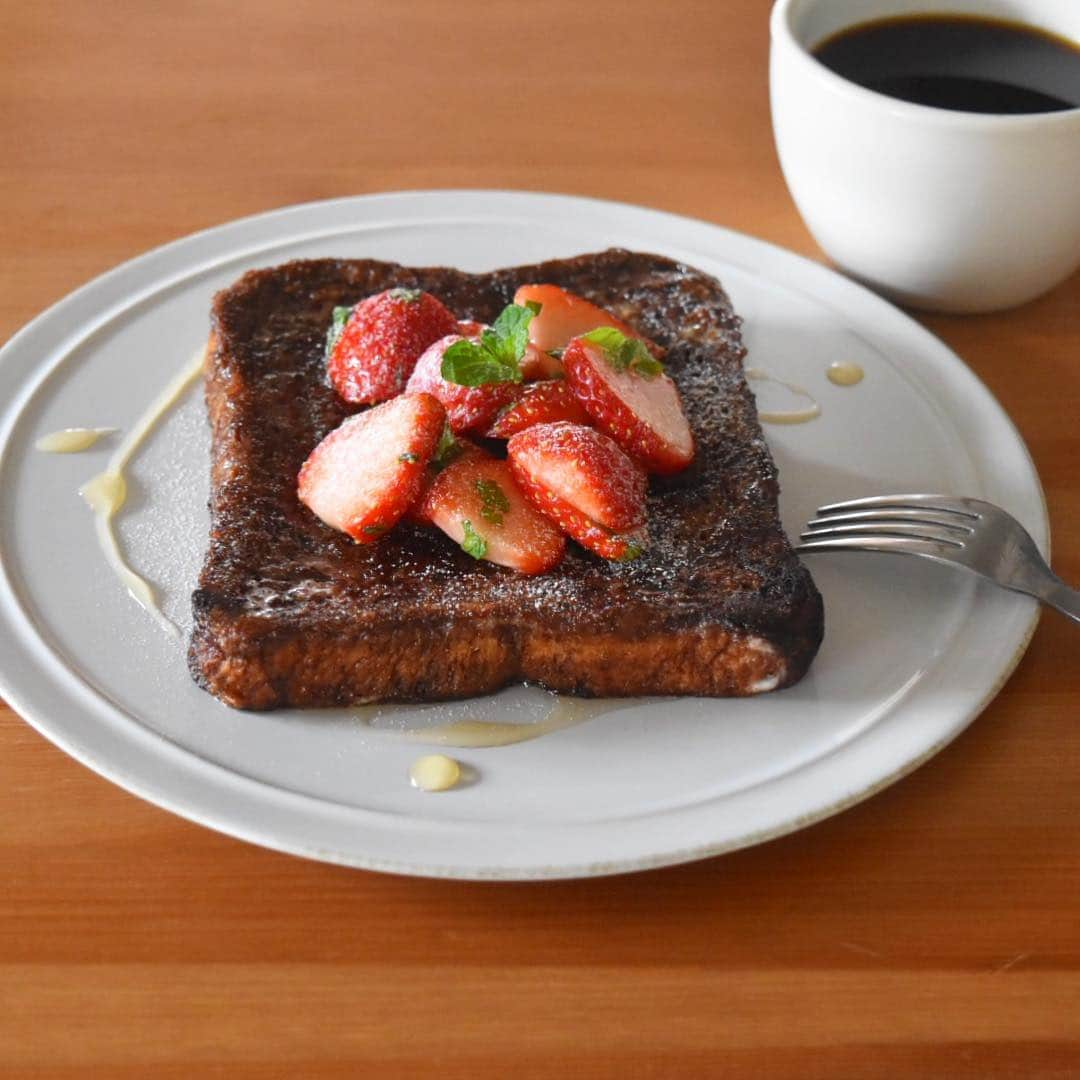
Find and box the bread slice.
[189,250,823,709]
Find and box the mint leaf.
[580,327,663,379]
[579,326,623,353]
[439,302,538,387]
[441,337,520,387]
[325,305,354,359]
[362,524,388,537]
[460,520,487,559]
[431,424,463,473]
[616,538,645,562]
[398,451,419,464]
[476,478,510,525]
[625,347,663,378]
[492,299,541,359]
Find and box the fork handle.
[1039,578,1080,624]
[1016,563,1080,624]
[1004,552,1080,624]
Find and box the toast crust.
[189,250,824,709]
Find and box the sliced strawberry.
[508,454,647,562]
[507,422,646,531]
[405,333,521,435]
[405,431,480,525]
[297,393,445,542]
[514,283,659,357]
[420,451,565,574]
[520,344,564,381]
[562,336,694,475]
[486,380,593,439]
[328,288,458,405]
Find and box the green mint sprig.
[440,301,541,387]
[460,520,487,559]
[580,327,663,379]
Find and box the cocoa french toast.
[189,250,823,709]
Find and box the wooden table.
[2,2,1077,1075]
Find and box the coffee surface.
[813,15,1080,114]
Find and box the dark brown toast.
[189,250,823,709]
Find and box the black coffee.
[813,15,1080,114]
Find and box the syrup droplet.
[827,361,865,386]
[409,754,462,792]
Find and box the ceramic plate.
[0,191,1046,879]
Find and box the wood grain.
[1,1,1077,1076]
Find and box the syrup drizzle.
[36,427,117,453]
[745,367,822,424]
[79,345,207,636]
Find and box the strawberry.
[514,283,659,357]
[562,330,694,475]
[485,380,592,439]
[456,319,485,337]
[405,429,479,525]
[406,333,521,435]
[508,473,647,562]
[507,422,649,562]
[297,393,446,542]
[520,343,564,381]
[507,422,646,531]
[420,451,565,574]
[327,288,458,405]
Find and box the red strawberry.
[486,380,592,439]
[520,343,564,381]
[328,288,458,405]
[509,475,647,562]
[507,422,648,562]
[420,451,565,574]
[405,432,481,525]
[456,319,485,337]
[514,283,658,357]
[507,422,646,531]
[562,335,694,475]
[405,333,521,435]
[297,393,445,542]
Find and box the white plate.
[0,191,1046,879]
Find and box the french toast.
[189,250,823,709]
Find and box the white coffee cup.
[770,0,1080,313]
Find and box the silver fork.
[796,494,1079,624]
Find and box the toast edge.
[188,597,823,710]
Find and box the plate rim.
[0,189,1047,879]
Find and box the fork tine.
[805,509,974,534]
[818,494,981,519]
[795,535,964,559]
[800,521,966,546]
